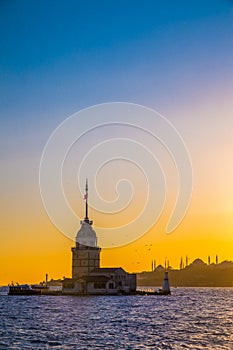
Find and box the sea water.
[0,288,233,349]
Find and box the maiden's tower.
[63,180,136,295]
[71,180,101,279]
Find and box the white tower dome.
[76,221,97,247]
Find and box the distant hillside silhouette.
[137,259,233,287]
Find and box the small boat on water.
[154,289,171,296]
[8,284,41,295]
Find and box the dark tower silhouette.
[71,180,100,279]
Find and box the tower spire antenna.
[83,178,92,225]
[85,178,88,221]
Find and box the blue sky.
[1,0,233,206]
[1,0,232,124]
[1,0,232,174]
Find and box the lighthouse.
[62,179,137,295]
[162,271,171,294]
[71,179,101,279]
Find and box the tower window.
[94,282,106,289]
[108,282,115,289]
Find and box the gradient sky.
[1,0,233,284]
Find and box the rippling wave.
[0,288,233,349]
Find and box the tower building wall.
[72,245,101,279]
